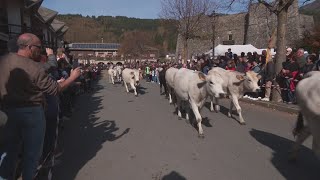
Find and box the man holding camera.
[0,33,81,180]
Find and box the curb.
[239,98,299,114]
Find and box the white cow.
[209,67,261,125]
[114,65,123,82]
[290,71,320,160]
[174,68,225,137]
[122,68,140,96]
[108,68,116,84]
[165,67,178,104]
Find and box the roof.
[57,26,69,37]
[37,6,58,23]
[25,0,43,9]
[60,26,69,33]
[51,19,65,32]
[68,43,121,50]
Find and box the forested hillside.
[56,14,178,56]
[300,0,320,25]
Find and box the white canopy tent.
[256,48,277,56]
[205,44,276,57]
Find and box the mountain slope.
[56,14,178,54]
[300,0,320,25]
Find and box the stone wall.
[176,0,314,59]
[176,13,247,58]
[246,3,277,49]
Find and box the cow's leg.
[210,96,214,112]
[124,81,129,93]
[130,82,138,96]
[168,89,173,104]
[289,126,311,161]
[176,98,182,119]
[215,97,220,113]
[160,82,163,94]
[228,100,233,118]
[189,100,204,138]
[164,83,168,98]
[184,102,190,122]
[112,76,115,84]
[210,96,220,113]
[312,136,320,159]
[231,96,245,125]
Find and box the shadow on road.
[162,171,186,180]
[138,86,148,95]
[53,79,130,180]
[250,129,320,180]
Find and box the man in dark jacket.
[261,59,275,101]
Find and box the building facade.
[176,0,314,58]
[0,0,68,55]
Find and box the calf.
[209,67,261,125]
[290,71,320,160]
[165,67,178,104]
[115,65,123,82]
[122,68,140,96]
[108,68,116,84]
[174,68,225,137]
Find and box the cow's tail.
[293,112,304,137]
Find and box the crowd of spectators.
[123,47,320,104]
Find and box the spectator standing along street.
[0,33,81,180]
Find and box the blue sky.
[42,0,315,19]
[42,0,161,19]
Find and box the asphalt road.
[53,71,320,180]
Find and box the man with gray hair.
[0,33,81,180]
[296,48,306,69]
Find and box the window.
[228,34,233,41]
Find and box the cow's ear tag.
[198,72,206,81]
[236,75,245,81]
[130,72,134,75]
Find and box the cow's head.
[130,70,140,86]
[200,72,225,98]
[236,71,261,92]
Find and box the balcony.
[222,40,235,45]
[0,23,44,41]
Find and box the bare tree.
[160,0,217,63]
[227,0,312,102]
[119,31,152,60]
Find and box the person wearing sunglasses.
[0,33,81,180]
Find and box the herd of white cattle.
[165,67,261,137]
[106,66,320,161]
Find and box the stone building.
[176,0,314,58]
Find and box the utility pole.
[209,10,217,59]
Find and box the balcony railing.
[0,23,44,40]
[222,40,235,45]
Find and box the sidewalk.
[240,98,299,114]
